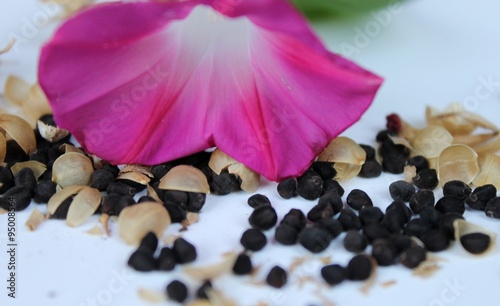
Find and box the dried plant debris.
[66,187,101,227]
[209,149,260,192]
[10,160,47,179]
[85,225,105,236]
[0,39,14,54]
[137,288,166,303]
[437,145,479,186]
[52,152,94,187]
[25,208,46,231]
[40,0,94,18]
[37,120,70,143]
[453,220,496,256]
[473,153,500,189]
[117,202,171,245]
[317,137,366,180]
[0,113,37,155]
[183,252,238,280]
[160,165,210,193]
[47,185,86,215]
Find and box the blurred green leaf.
[292,0,406,19]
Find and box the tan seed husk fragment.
[52,152,94,188]
[410,126,453,159]
[209,149,260,192]
[453,219,496,256]
[99,213,110,236]
[47,185,86,215]
[118,202,171,246]
[0,133,6,162]
[25,208,46,231]
[137,288,166,303]
[437,144,479,186]
[38,120,70,143]
[404,165,417,183]
[4,75,30,107]
[11,161,47,179]
[119,164,153,178]
[66,187,101,227]
[146,184,163,203]
[186,301,213,306]
[473,153,500,189]
[86,225,105,236]
[206,289,239,306]
[0,113,36,154]
[59,144,84,154]
[0,208,7,215]
[183,252,237,280]
[159,165,210,193]
[471,134,500,154]
[117,171,151,186]
[0,38,15,54]
[317,136,366,165]
[333,163,362,181]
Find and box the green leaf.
[291,0,405,19]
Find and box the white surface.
[1,0,500,305]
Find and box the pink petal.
[39,0,382,181]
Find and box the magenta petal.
[39,0,382,181]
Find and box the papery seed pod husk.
[159,165,210,193]
[119,164,153,178]
[0,113,36,155]
[59,144,84,154]
[209,149,260,192]
[0,39,14,54]
[10,160,47,180]
[472,153,500,189]
[0,133,6,162]
[318,136,366,166]
[118,202,171,245]
[25,208,46,231]
[410,126,453,159]
[453,219,496,256]
[52,152,94,187]
[437,144,479,186]
[66,187,101,227]
[183,252,237,280]
[47,185,86,215]
[146,184,163,203]
[333,162,363,181]
[4,75,30,107]
[37,120,70,143]
[117,171,151,186]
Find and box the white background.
[1,0,500,305]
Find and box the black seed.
[0,186,32,211]
[460,233,491,254]
[360,144,376,161]
[116,179,146,192]
[249,205,277,230]
[389,180,415,202]
[186,192,206,212]
[232,253,253,275]
[317,192,343,216]
[321,264,347,285]
[166,280,188,303]
[5,140,29,166]
[51,197,72,219]
[157,247,177,271]
[403,218,433,239]
[443,180,472,200]
[383,208,407,233]
[100,193,121,215]
[266,266,287,288]
[210,171,239,195]
[435,196,465,215]
[359,206,384,225]
[0,166,15,194]
[299,227,331,253]
[338,208,362,231]
[106,182,136,196]
[14,168,37,194]
[200,166,213,184]
[114,195,136,216]
[386,200,412,223]
[485,197,500,218]
[33,180,57,203]
[399,245,426,269]
[275,224,299,245]
[29,150,48,165]
[343,230,368,253]
[466,184,497,211]
[311,161,336,180]
[316,219,343,239]
[346,254,372,281]
[137,195,157,203]
[420,229,450,252]
[127,250,156,272]
[277,178,297,199]
[196,280,213,299]
[390,234,413,253]
[380,138,409,174]
[296,171,323,200]
[171,151,211,168]
[240,229,267,251]
[101,163,120,177]
[362,223,391,242]
[419,206,443,227]
[322,179,344,197]
[172,238,197,264]
[164,203,187,223]
[307,201,334,222]
[138,232,158,254]
[280,209,306,231]
[376,129,397,143]
[409,190,435,214]
[407,155,429,173]
[90,169,115,191]
[412,168,439,190]
[163,190,188,208]
[346,189,373,211]
[371,239,399,266]
[151,164,171,182]
[247,194,271,209]
[358,160,382,178]
[439,213,464,240]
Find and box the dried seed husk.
[473,153,500,189]
[389,135,413,150]
[66,187,101,227]
[398,119,419,141]
[47,185,86,215]
[138,288,166,303]
[471,134,500,154]
[118,202,171,245]
[11,160,47,179]
[404,165,417,183]
[59,144,84,154]
[37,120,70,143]
[334,163,362,181]
[0,38,14,54]
[4,75,30,107]
[25,208,46,231]
[183,252,237,280]
[86,225,105,236]
[410,126,453,159]
[186,301,213,306]
[159,165,210,193]
[0,113,36,154]
[117,171,151,185]
[0,133,6,162]
[99,213,110,236]
[24,84,51,125]
[52,152,94,188]
[453,219,496,256]
[206,289,239,306]
[209,149,260,192]
[453,132,499,147]
[147,184,163,203]
[0,208,7,215]
[437,144,479,186]
[119,164,153,178]
[426,105,476,135]
[317,137,366,165]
